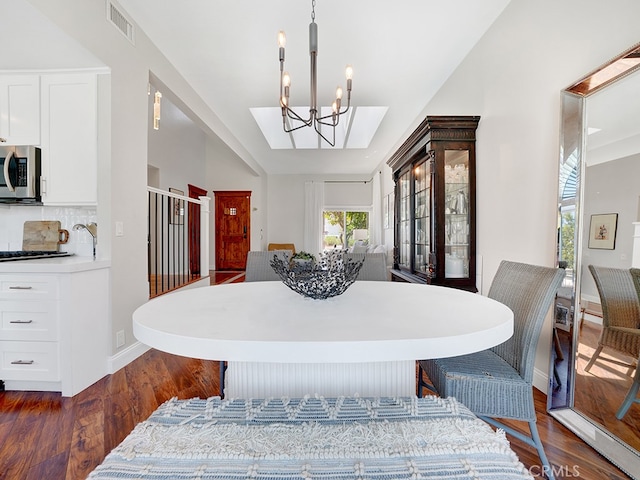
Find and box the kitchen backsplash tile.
[0,205,97,256]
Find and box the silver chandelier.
[278,0,353,147]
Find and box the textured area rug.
[88,395,534,479]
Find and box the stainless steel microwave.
[0,146,41,203]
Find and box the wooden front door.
[214,191,251,270]
[188,184,208,276]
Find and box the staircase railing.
[147,187,210,297]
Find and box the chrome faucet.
[73,222,98,259]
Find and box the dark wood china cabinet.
[387,116,480,291]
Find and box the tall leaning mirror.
[550,42,640,477]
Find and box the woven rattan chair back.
[344,252,388,281]
[586,265,640,362]
[589,266,640,419]
[590,265,640,330]
[488,260,566,383]
[245,250,290,282]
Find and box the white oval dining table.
[133,281,513,398]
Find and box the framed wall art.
[588,213,618,250]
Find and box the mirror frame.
[550,42,640,477]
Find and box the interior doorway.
[214,191,251,270]
[188,184,208,275]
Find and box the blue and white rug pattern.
[88,395,534,479]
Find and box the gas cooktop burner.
[0,251,74,262]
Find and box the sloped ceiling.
[4,0,514,175]
[116,0,511,175]
[2,0,104,70]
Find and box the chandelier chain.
[311,0,316,22]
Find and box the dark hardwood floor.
[575,321,640,450]
[0,349,222,480]
[0,271,632,479]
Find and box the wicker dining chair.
[244,250,290,282]
[418,260,565,480]
[344,252,388,281]
[584,266,640,388]
[267,243,296,255]
[616,268,640,420]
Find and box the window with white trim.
[322,210,370,251]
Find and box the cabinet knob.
[0,137,6,142]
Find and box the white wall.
[372,0,640,390]
[206,135,266,265]
[268,176,306,250]
[581,154,640,299]
[18,0,640,388]
[25,0,264,358]
[267,174,374,253]
[147,86,207,192]
[324,181,372,208]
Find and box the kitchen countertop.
[0,255,110,273]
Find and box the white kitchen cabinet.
[40,73,98,205]
[0,341,60,382]
[0,266,109,396]
[0,75,40,146]
[0,274,61,386]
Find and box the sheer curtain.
[303,181,325,254]
[370,171,382,246]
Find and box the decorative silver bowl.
[270,250,364,300]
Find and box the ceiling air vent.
[106,0,135,45]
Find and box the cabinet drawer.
[0,276,59,300]
[0,301,59,341]
[0,341,59,381]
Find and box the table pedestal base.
[224,360,416,398]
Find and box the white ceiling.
[116,0,511,175]
[586,68,640,165]
[4,0,512,175]
[2,0,104,70]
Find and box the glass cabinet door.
[413,161,430,274]
[389,116,478,290]
[444,150,470,279]
[398,170,411,268]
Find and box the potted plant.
[290,251,315,270]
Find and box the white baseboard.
[107,279,211,375]
[3,379,61,393]
[108,340,150,374]
[533,366,549,395]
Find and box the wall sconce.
[153,91,162,130]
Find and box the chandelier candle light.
[278,0,353,147]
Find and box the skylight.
[250,106,387,149]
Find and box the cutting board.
[22,221,69,251]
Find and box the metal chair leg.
[529,420,555,480]
[616,365,640,419]
[219,360,227,398]
[416,362,437,398]
[481,416,555,480]
[417,363,425,398]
